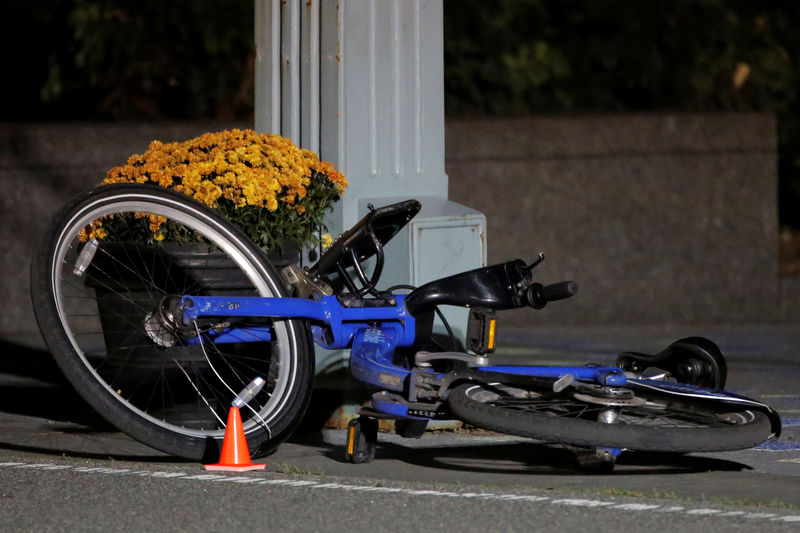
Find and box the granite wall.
[0,121,246,345]
[446,113,785,327]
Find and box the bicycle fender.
[628,379,782,439]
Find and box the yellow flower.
[96,129,347,251]
[321,233,333,249]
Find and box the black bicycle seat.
[309,200,421,291]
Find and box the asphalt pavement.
[1,325,799,532]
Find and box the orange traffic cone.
[204,406,266,471]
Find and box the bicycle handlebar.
[525,281,578,309]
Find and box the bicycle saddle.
[308,200,421,295]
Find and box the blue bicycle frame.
[180,294,628,416]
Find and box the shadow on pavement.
[290,422,753,476]
[0,341,758,474]
[0,340,64,384]
[0,341,176,461]
[0,341,109,427]
[343,441,751,476]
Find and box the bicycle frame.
[180,294,628,408]
[178,288,781,452]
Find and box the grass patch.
[275,462,323,476]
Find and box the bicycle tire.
[31,183,314,461]
[447,380,773,452]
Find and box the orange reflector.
[487,319,496,351]
[347,425,357,455]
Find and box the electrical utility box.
[361,197,486,343]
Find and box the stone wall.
[0,121,246,344]
[0,113,793,344]
[446,113,785,327]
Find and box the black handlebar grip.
[526,281,578,309]
[541,281,578,302]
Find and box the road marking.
[3,461,800,524]
[552,498,614,508]
[755,441,800,451]
[614,503,662,511]
[686,508,721,515]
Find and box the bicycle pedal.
[345,416,378,464]
[568,446,620,473]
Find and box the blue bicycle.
[31,184,781,469]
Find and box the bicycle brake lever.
[524,252,545,274]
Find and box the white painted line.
[181,474,226,481]
[230,478,265,484]
[686,509,721,515]
[552,498,615,508]
[743,513,777,519]
[613,503,662,511]
[405,489,444,496]
[150,472,188,478]
[2,460,799,525]
[310,482,353,490]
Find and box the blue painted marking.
[781,418,800,427]
[754,441,800,451]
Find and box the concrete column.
[317,0,448,235]
[256,0,449,230]
[254,0,485,352]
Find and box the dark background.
[3,0,800,229]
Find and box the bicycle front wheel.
[448,380,773,452]
[31,184,314,461]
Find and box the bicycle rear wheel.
[447,379,774,452]
[31,184,314,461]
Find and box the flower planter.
[85,241,298,372]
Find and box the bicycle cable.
[387,284,457,351]
[171,358,227,427]
[192,321,272,440]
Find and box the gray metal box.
[362,196,487,342]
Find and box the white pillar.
[255,0,485,345]
[256,0,448,231]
